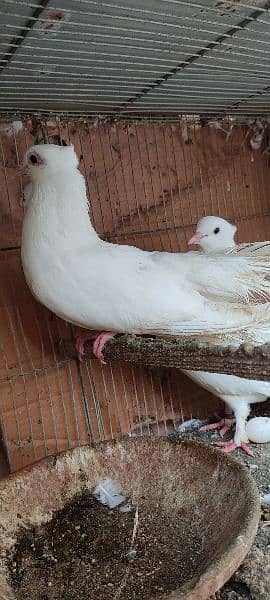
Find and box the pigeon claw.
[92,332,115,364]
[75,330,116,364]
[200,412,235,438]
[75,330,100,361]
[75,335,86,360]
[215,440,254,457]
[219,423,231,438]
[200,421,225,432]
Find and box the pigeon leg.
[234,409,250,447]
[213,401,253,455]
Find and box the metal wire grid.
[0,116,270,471]
[0,121,88,472]
[0,0,270,115]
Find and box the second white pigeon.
[186,215,270,454]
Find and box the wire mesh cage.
[1,0,270,474]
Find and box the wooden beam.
[61,335,270,381]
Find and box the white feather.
[0,120,24,136]
[93,478,125,509]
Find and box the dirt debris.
[176,417,270,600]
[8,492,202,600]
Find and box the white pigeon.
[188,215,237,254]
[186,215,270,454]
[21,144,270,369]
[189,215,270,260]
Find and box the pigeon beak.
[188,231,205,245]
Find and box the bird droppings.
[8,493,203,600]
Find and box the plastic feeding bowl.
[0,438,260,600]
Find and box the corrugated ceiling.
[0,0,270,116]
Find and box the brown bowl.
[0,438,260,599]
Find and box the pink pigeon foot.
[200,412,235,437]
[219,423,231,437]
[75,330,101,361]
[75,330,115,363]
[215,439,254,457]
[92,331,115,364]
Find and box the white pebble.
[261,493,270,505]
[119,503,133,513]
[246,417,270,443]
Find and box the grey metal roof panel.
[0,1,35,57]
[0,0,270,115]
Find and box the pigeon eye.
[214,227,220,234]
[29,154,38,165]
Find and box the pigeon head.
[188,216,237,253]
[24,143,79,182]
